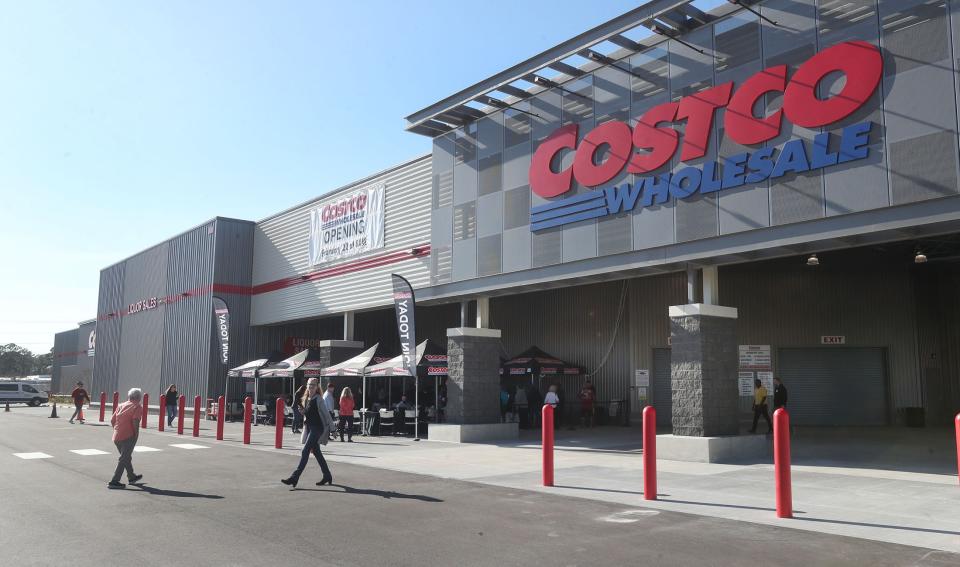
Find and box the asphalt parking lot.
[1,408,957,567]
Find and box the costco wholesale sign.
[308,183,385,266]
[528,41,882,231]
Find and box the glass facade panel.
[477,234,502,276]
[453,202,476,241]
[503,185,530,230]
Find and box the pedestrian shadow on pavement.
[796,517,960,536]
[129,484,223,499]
[295,485,442,502]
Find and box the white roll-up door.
[776,348,887,426]
[652,348,672,427]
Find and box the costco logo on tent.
[527,41,882,232]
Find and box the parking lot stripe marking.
[70,449,110,456]
[169,443,210,450]
[13,452,53,460]
[133,446,162,453]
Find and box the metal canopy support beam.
[547,60,585,77]
[404,0,695,134]
[343,311,355,341]
[476,297,490,329]
[496,84,533,99]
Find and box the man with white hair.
[108,388,144,489]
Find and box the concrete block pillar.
[669,304,739,437]
[446,327,502,424]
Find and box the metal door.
[776,347,887,426]
[652,348,672,427]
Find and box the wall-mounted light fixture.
[914,250,928,264]
[806,254,820,267]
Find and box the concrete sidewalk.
[34,405,960,554]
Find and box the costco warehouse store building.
[53,0,960,437]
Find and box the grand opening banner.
[308,183,385,266]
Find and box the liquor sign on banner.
[212,297,230,365]
[308,183,385,266]
[390,274,417,378]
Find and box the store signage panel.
[308,183,385,266]
[527,41,883,231]
[738,345,771,370]
[821,335,846,345]
[738,371,754,396]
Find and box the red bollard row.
[774,408,793,518]
[99,392,106,422]
[643,405,656,501]
[141,393,149,428]
[954,412,959,486]
[243,397,252,445]
[193,395,201,437]
[158,395,166,432]
[177,394,186,435]
[275,398,285,449]
[216,395,225,441]
[542,404,554,486]
[112,391,119,415]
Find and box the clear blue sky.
[0,1,724,354]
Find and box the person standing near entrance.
[322,383,337,440]
[292,384,305,434]
[750,378,772,434]
[108,388,143,489]
[773,377,788,411]
[543,384,559,429]
[164,385,178,427]
[69,381,90,424]
[579,379,596,428]
[282,378,333,488]
[338,387,355,442]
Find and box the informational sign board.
[821,335,846,345]
[757,371,774,393]
[637,387,647,399]
[738,345,772,370]
[738,371,755,396]
[634,369,650,388]
[308,183,385,266]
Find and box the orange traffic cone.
[49,402,59,418]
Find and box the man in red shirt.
[108,388,143,489]
[69,381,90,424]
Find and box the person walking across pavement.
[773,377,788,411]
[282,378,334,488]
[337,387,355,442]
[164,385,178,427]
[69,381,90,424]
[292,384,305,434]
[750,378,772,434]
[108,388,144,489]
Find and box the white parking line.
[133,446,161,453]
[169,443,209,450]
[13,452,53,460]
[70,449,111,456]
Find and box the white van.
[0,382,49,406]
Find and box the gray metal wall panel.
[51,329,79,392]
[92,263,124,399]
[118,243,168,400]
[161,224,215,404]
[719,258,922,414]
[652,347,673,426]
[210,218,256,399]
[252,157,432,325]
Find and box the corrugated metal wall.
[914,265,960,425]
[720,257,922,416]
[92,263,124,398]
[160,223,215,403]
[51,329,78,392]
[251,156,432,325]
[118,242,169,400]
[209,218,256,399]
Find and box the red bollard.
[773,408,793,518]
[275,398,285,449]
[955,413,960,485]
[216,395,225,441]
[643,405,657,500]
[177,395,186,435]
[99,392,106,422]
[159,395,166,432]
[193,395,201,437]
[141,393,149,428]
[243,397,252,444]
[112,391,119,414]
[542,404,554,487]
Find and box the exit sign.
[821,335,846,345]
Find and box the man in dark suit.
[773,377,788,411]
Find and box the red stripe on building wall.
[94,245,430,321]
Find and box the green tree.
[32,349,53,375]
[0,344,34,377]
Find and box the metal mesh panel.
[631,46,669,104]
[478,153,502,196]
[531,227,562,267]
[770,169,823,225]
[889,130,959,204]
[478,234,502,277]
[503,186,530,230]
[432,135,454,209]
[881,0,948,76]
[453,202,476,241]
[714,13,760,73]
[675,193,719,242]
[597,213,632,256]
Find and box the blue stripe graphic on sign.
[529,189,605,214]
[530,197,607,222]
[530,207,608,231]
